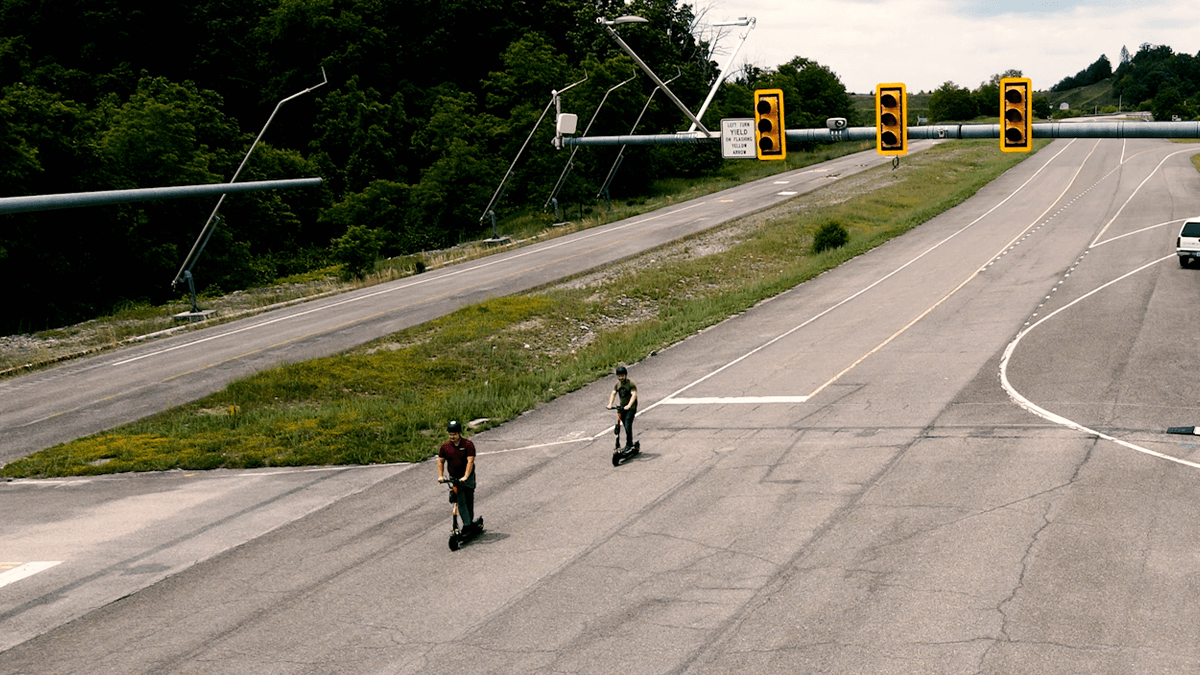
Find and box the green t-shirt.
[614,378,637,408]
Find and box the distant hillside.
[851,79,1125,125]
[1045,78,1120,115]
[851,92,932,124]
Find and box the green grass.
[2,139,1044,478]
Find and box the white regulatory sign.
[721,118,756,159]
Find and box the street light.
[601,15,648,26]
[688,17,755,134]
[596,15,711,136]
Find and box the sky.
[691,0,1200,94]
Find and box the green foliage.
[811,219,849,253]
[331,224,382,279]
[1052,55,1113,92]
[1033,96,1052,119]
[736,56,859,132]
[929,81,979,123]
[0,0,866,336]
[1112,44,1200,119]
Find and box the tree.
[321,179,439,257]
[309,77,406,197]
[1033,96,1052,120]
[1052,55,1110,92]
[0,0,858,334]
[928,82,978,122]
[331,223,382,279]
[1151,87,1197,121]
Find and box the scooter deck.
[449,518,484,551]
[611,441,641,466]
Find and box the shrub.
[812,219,849,253]
[331,224,382,279]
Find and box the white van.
[1177,218,1200,267]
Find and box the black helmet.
[616,365,628,376]
[447,420,463,434]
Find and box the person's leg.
[622,409,636,449]
[459,474,477,526]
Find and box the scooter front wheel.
[449,534,460,551]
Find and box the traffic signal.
[875,84,906,155]
[1000,77,1032,152]
[753,88,786,160]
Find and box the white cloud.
[700,0,1200,93]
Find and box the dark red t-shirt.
[439,438,476,479]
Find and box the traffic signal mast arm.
[557,121,1200,147]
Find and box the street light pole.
[688,17,755,133]
[597,68,681,208]
[597,16,712,137]
[544,73,636,217]
[172,68,328,294]
[479,74,588,237]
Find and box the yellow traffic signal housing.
[753,88,786,160]
[1000,77,1032,152]
[875,84,907,156]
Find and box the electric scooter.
[439,477,484,551]
[608,406,641,466]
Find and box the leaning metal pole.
[688,17,755,133]
[480,74,588,228]
[597,69,682,203]
[598,17,712,137]
[544,74,636,212]
[172,68,328,290]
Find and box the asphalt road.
[5,138,1200,674]
[0,143,918,464]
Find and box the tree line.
[0,0,861,334]
[1111,44,1200,121]
[924,44,1200,126]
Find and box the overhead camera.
[825,118,848,131]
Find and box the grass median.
[2,139,1041,478]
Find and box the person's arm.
[607,388,616,409]
[627,388,637,408]
[437,456,446,481]
[461,455,475,481]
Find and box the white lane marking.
[1090,149,1200,247]
[1092,218,1186,249]
[999,254,1200,469]
[1000,145,1200,469]
[804,140,1101,401]
[777,191,798,196]
[644,140,1080,413]
[660,396,809,405]
[477,140,1129,454]
[112,201,710,368]
[0,561,62,588]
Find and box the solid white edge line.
[660,396,809,404]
